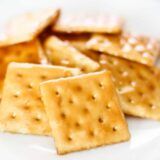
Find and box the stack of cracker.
[0,8,159,155]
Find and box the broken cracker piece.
[40,71,130,154]
[44,36,100,72]
[0,62,80,135]
[87,34,160,66]
[0,40,46,99]
[0,8,60,46]
[52,13,123,34]
[100,54,160,120]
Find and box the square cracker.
[0,8,60,46]
[44,36,100,72]
[0,62,80,136]
[87,33,160,66]
[100,54,160,120]
[52,13,123,34]
[0,40,47,100]
[40,71,130,154]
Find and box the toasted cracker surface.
[40,71,130,154]
[100,54,160,120]
[0,40,46,99]
[0,62,80,135]
[0,8,59,46]
[87,34,160,66]
[52,13,123,34]
[44,36,100,72]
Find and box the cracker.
[87,34,160,66]
[0,62,80,135]
[0,40,46,99]
[40,71,130,154]
[100,54,160,120]
[53,33,90,51]
[53,33,100,61]
[44,36,100,72]
[68,40,100,62]
[52,13,123,34]
[0,8,60,46]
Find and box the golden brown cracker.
[0,62,80,135]
[44,36,100,72]
[52,33,100,61]
[0,8,60,46]
[0,40,46,98]
[40,71,130,154]
[52,13,123,34]
[87,33,160,66]
[100,54,160,120]
[53,33,90,51]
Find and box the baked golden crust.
[87,33,160,66]
[0,62,80,135]
[44,36,100,72]
[40,71,130,154]
[52,13,123,34]
[0,8,60,46]
[100,54,160,120]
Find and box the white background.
[0,0,160,37]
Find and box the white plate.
[0,0,160,160]
[1,117,160,160]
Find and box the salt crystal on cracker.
[87,34,160,66]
